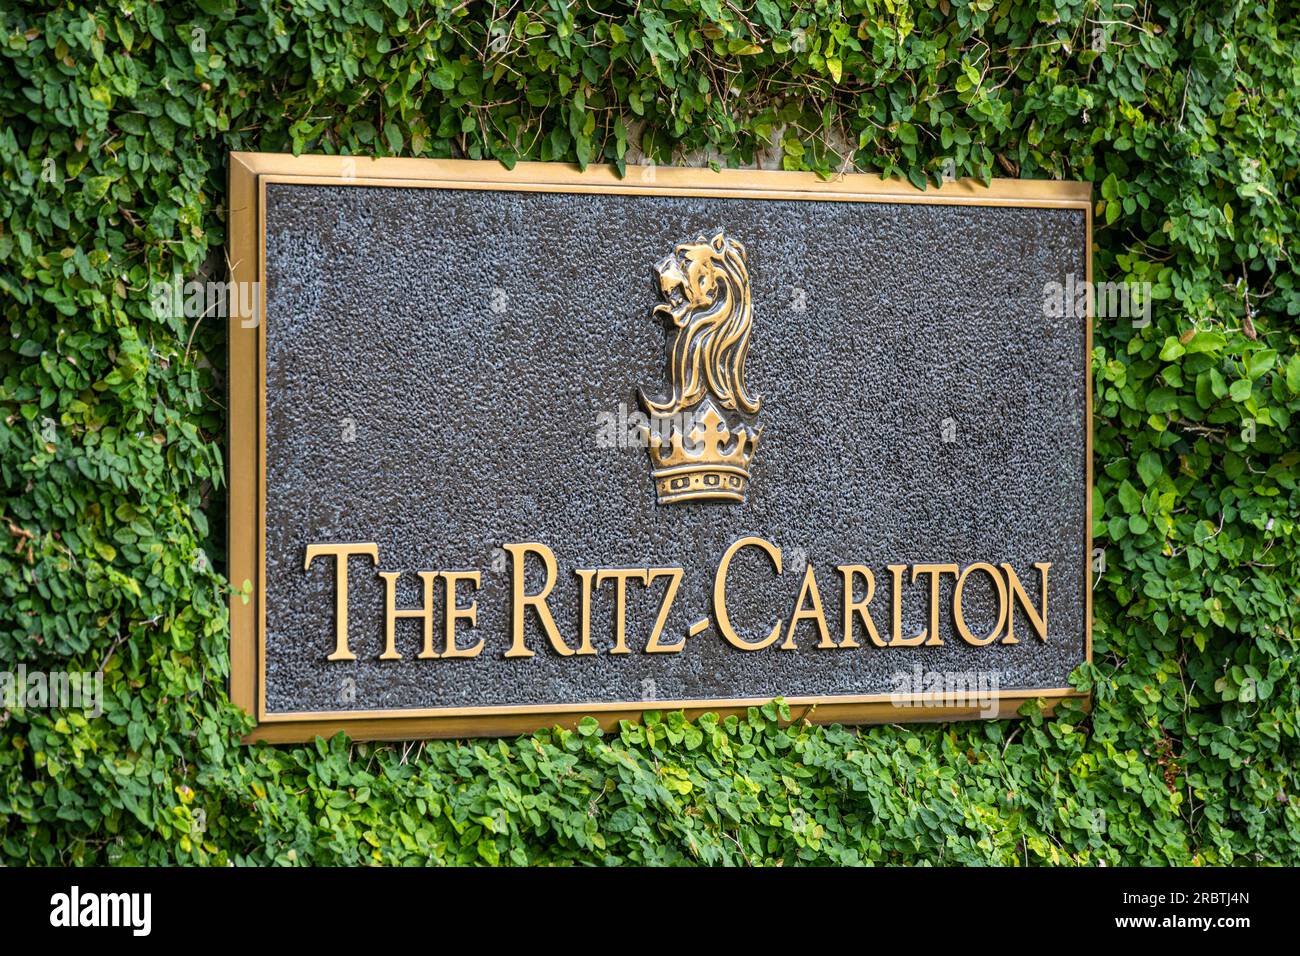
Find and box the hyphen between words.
[302,538,1053,660]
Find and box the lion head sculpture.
[641,231,762,418]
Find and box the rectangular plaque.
[228,153,1092,742]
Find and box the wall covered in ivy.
[1,1,1298,864]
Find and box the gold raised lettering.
[713,536,783,651]
[378,570,439,660]
[781,564,833,650]
[1001,562,1051,643]
[441,570,483,658]
[505,542,574,658]
[953,563,1008,647]
[911,563,959,647]
[837,565,883,648]
[596,568,650,655]
[303,542,379,661]
[644,567,686,653]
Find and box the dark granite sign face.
[228,153,1092,742]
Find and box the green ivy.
[1,0,1298,865]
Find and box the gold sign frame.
[228,152,1093,743]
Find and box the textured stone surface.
[260,182,1088,715]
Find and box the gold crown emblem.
[639,230,763,505]
[643,400,761,504]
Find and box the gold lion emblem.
[640,231,763,505]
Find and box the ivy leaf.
[1117,480,1142,514]
[1136,452,1162,487]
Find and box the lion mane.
[641,230,762,418]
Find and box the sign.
[228,153,1092,742]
